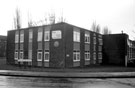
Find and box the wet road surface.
[0,76,135,88]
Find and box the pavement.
[0,70,135,78]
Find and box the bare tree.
[14,7,21,29]
[27,11,34,27]
[58,11,66,23]
[102,26,111,34]
[91,22,97,32]
[96,24,101,33]
[49,13,55,24]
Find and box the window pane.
[77,52,80,60]
[20,52,23,59]
[37,28,43,41]
[20,30,24,43]
[44,31,50,41]
[44,52,49,61]
[15,31,19,43]
[73,53,76,61]
[29,30,33,42]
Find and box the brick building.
[7,22,103,68]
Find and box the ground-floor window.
[98,46,102,52]
[44,51,49,62]
[37,51,42,61]
[85,51,90,60]
[19,51,23,59]
[73,51,80,62]
[14,52,18,60]
[98,52,102,59]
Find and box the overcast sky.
[0,0,135,39]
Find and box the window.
[98,46,102,51]
[98,53,102,59]
[73,51,80,61]
[28,50,32,59]
[93,45,96,51]
[20,30,24,43]
[85,33,90,43]
[29,30,33,42]
[93,37,96,44]
[93,52,96,60]
[73,31,80,42]
[44,31,50,41]
[52,30,61,39]
[37,52,42,61]
[99,38,103,45]
[98,35,102,38]
[19,52,23,59]
[14,52,18,60]
[44,51,49,62]
[93,52,96,64]
[85,51,90,60]
[37,28,43,42]
[15,31,19,43]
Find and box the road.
[0,76,135,88]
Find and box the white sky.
[0,0,135,39]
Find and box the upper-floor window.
[85,33,90,43]
[85,51,90,60]
[73,51,80,61]
[20,30,24,43]
[52,30,62,39]
[15,31,19,43]
[44,31,50,41]
[99,38,103,45]
[98,46,102,51]
[37,28,43,42]
[73,31,80,42]
[93,37,96,44]
[29,30,33,42]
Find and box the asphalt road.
[0,76,135,88]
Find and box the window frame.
[37,51,42,61]
[15,31,19,43]
[98,52,102,60]
[93,37,96,44]
[85,33,90,43]
[99,38,103,45]
[44,31,50,41]
[73,51,80,62]
[73,31,80,42]
[20,31,24,43]
[85,51,90,60]
[37,28,43,42]
[44,51,49,62]
[98,46,102,51]
[14,52,18,60]
[19,51,23,59]
[29,30,33,42]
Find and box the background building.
[7,22,103,68]
[102,34,135,66]
[0,35,6,57]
